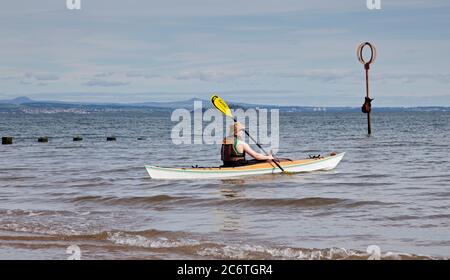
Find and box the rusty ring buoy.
[357,42,377,66]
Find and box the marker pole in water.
[357,42,377,135]
[366,63,371,135]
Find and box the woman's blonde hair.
[229,122,245,136]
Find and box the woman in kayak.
[221,122,274,167]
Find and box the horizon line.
[1,95,450,108]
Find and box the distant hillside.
[0,96,450,113]
[0,96,35,104]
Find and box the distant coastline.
[1,96,450,113]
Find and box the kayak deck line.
[145,152,345,180]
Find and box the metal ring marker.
[357,42,377,68]
[357,42,377,135]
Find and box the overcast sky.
[0,0,449,106]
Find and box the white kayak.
[145,152,344,180]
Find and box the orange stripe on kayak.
[181,158,321,171]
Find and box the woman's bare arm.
[241,143,273,161]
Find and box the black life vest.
[221,137,246,165]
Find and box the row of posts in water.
[1,136,147,145]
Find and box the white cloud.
[94,72,115,78]
[84,79,129,87]
[126,71,159,79]
[25,73,59,81]
[175,69,258,82]
[9,72,61,86]
[277,69,357,82]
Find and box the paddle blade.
[211,95,233,119]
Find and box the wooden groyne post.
[38,137,49,143]
[2,137,13,145]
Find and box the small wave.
[107,232,200,249]
[195,244,437,260]
[0,209,75,217]
[372,214,450,222]
[69,195,389,210]
[409,175,450,179]
[335,182,396,187]
[91,167,136,174]
[71,194,187,206]
[355,174,393,179]
[0,223,197,253]
[0,222,99,237]
[0,176,36,182]
[198,197,389,209]
[54,146,84,149]
[342,200,392,208]
[203,197,345,208]
[66,181,111,188]
[0,168,29,172]
[418,191,450,198]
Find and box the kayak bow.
[145,152,344,180]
